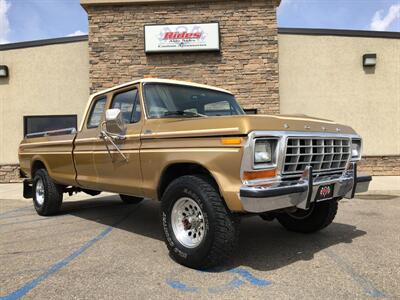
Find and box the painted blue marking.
[165,280,199,293]
[166,267,271,294]
[228,268,272,286]
[0,208,138,300]
[208,278,245,294]
[324,249,385,298]
[0,226,113,300]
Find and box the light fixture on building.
[363,54,377,67]
[0,65,9,78]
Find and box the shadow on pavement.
[61,195,366,272]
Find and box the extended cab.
[19,79,371,269]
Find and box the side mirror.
[105,108,126,136]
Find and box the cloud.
[67,30,87,37]
[370,4,400,31]
[0,0,11,44]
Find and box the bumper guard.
[239,163,371,213]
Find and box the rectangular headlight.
[255,141,272,163]
[254,139,277,166]
[351,139,362,160]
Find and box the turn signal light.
[220,138,242,145]
[243,169,277,181]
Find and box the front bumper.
[239,163,371,213]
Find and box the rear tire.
[161,175,239,270]
[119,194,143,204]
[276,199,338,233]
[32,169,63,216]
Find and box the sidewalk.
[367,176,400,195]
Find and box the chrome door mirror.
[100,108,128,162]
[105,108,126,136]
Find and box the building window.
[24,115,77,137]
[87,96,107,128]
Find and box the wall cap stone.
[81,0,280,7]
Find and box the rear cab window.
[204,101,236,116]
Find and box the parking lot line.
[0,205,141,300]
[323,248,385,298]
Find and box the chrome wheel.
[35,178,45,206]
[171,197,205,248]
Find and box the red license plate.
[316,184,334,200]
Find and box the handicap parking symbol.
[166,267,272,294]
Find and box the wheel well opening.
[31,160,46,177]
[158,163,219,200]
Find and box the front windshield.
[143,83,245,119]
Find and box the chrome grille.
[283,137,351,176]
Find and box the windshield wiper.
[163,111,208,118]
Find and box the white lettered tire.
[161,175,239,270]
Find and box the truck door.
[92,85,143,196]
[74,95,108,190]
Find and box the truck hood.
[143,114,357,138]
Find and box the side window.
[132,97,141,123]
[111,89,141,123]
[87,97,107,129]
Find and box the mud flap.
[23,179,33,199]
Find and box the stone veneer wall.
[86,0,280,114]
[0,165,23,183]
[359,156,400,176]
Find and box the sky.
[0,0,399,44]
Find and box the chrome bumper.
[239,163,371,213]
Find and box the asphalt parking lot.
[1,183,399,299]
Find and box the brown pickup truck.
[19,78,371,269]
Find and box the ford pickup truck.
[19,78,371,269]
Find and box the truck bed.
[19,130,77,186]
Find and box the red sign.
[163,32,202,40]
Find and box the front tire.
[276,199,338,233]
[161,175,239,270]
[119,194,143,204]
[32,169,63,216]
